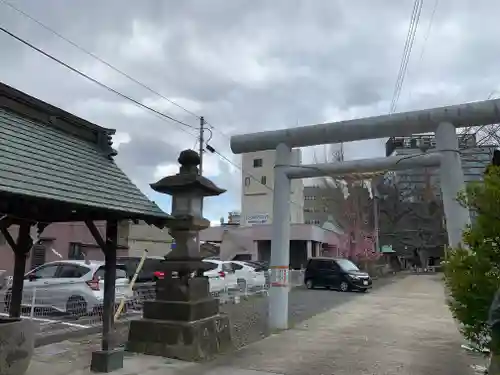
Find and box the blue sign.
[170,242,176,250]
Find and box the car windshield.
[336,259,360,272]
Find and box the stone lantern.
[126,149,233,361]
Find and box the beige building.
[127,220,173,257]
[241,149,304,226]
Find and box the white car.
[230,261,267,290]
[202,259,238,293]
[4,260,132,317]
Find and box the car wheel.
[339,281,350,292]
[305,279,314,289]
[66,296,87,318]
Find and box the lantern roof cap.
[150,149,226,196]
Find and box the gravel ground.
[221,276,402,349]
[10,274,403,349]
[28,274,409,375]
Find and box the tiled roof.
[0,84,171,223]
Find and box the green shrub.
[444,166,500,350]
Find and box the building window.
[244,177,251,187]
[31,243,46,269]
[253,158,263,168]
[68,242,85,260]
[261,176,267,185]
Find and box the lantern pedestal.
[126,275,233,361]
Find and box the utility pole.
[196,117,204,252]
[372,184,380,254]
[199,116,204,174]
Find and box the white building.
[227,211,241,225]
[240,149,304,226]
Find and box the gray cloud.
[1,0,499,220]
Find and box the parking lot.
[0,280,273,342]
[1,273,399,349]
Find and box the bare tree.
[378,172,447,264]
[312,143,376,260]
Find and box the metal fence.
[0,270,306,344]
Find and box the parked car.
[202,259,238,293]
[244,261,270,287]
[116,255,165,283]
[304,257,372,292]
[230,261,267,290]
[4,260,132,317]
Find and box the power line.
[0,24,268,200]
[0,16,302,220]
[390,0,423,114]
[209,148,304,209]
[0,19,302,211]
[0,25,198,135]
[0,0,201,120]
[0,0,238,146]
[406,0,439,104]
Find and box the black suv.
[116,256,164,283]
[304,257,372,292]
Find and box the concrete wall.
[241,149,304,226]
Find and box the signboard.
[246,213,269,225]
[271,268,289,287]
[381,245,395,253]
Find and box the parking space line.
[0,312,90,328]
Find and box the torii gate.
[230,99,500,330]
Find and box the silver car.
[4,260,132,317]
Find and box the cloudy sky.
[0,0,498,223]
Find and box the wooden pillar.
[86,219,122,373]
[86,219,118,352]
[0,222,33,318]
[102,220,118,352]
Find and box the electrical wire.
[0,0,237,146]
[390,0,423,114]
[0,24,295,214]
[0,0,283,189]
[0,0,202,121]
[406,0,439,104]
[1,9,408,216]
[209,149,304,210]
[0,26,199,134]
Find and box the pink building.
[0,222,129,276]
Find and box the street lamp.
[150,149,225,260]
[127,149,233,361]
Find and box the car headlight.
[348,274,360,280]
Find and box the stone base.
[126,313,233,361]
[0,318,36,375]
[143,298,219,321]
[90,349,124,373]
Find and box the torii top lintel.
[230,98,500,154]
